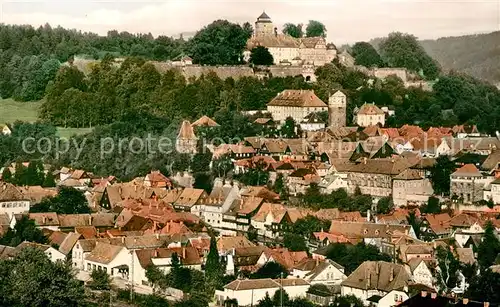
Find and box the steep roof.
[267,90,327,108]
[59,232,81,255]
[224,278,309,291]
[257,11,271,20]
[358,103,384,115]
[177,120,197,140]
[0,183,27,201]
[329,221,411,239]
[174,188,206,208]
[481,149,500,170]
[135,246,201,269]
[345,158,412,176]
[456,247,475,264]
[247,34,298,49]
[341,261,411,292]
[217,236,255,252]
[305,259,345,281]
[85,242,124,264]
[451,164,482,177]
[191,115,219,127]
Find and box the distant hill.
[368,31,500,86]
[419,31,500,85]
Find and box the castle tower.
[254,11,274,37]
[328,90,347,128]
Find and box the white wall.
[378,290,408,307]
[0,200,30,219]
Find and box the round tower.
[254,11,274,37]
[328,90,347,128]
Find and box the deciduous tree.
[282,23,303,38]
[305,20,326,38]
[249,46,274,65]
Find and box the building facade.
[267,90,328,123]
[246,12,337,66]
[356,103,385,127]
[328,90,347,128]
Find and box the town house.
[450,164,493,203]
[344,158,413,200]
[341,261,412,307]
[267,90,328,123]
[0,183,30,218]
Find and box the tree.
[326,242,392,274]
[272,288,290,307]
[0,215,47,246]
[249,46,274,66]
[282,23,303,38]
[30,186,90,214]
[12,161,27,185]
[477,221,500,270]
[88,268,111,290]
[429,156,455,195]
[303,182,323,206]
[146,264,168,291]
[422,196,442,214]
[351,42,384,67]
[305,20,326,38]
[465,269,500,305]
[42,171,56,187]
[188,20,249,65]
[0,247,85,306]
[283,233,308,252]
[1,167,12,183]
[330,295,365,307]
[406,211,422,239]
[280,117,298,138]
[205,236,223,282]
[251,262,288,279]
[379,32,440,80]
[376,197,393,214]
[256,292,273,307]
[436,245,460,292]
[24,160,44,186]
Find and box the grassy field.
[0,98,93,137]
[56,127,94,138]
[0,98,42,123]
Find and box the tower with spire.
[254,11,274,37]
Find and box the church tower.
[328,90,347,128]
[254,11,274,37]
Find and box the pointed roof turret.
[177,120,197,140]
[258,11,271,20]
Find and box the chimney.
[389,267,394,282]
[431,293,437,299]
[421,291,427,297]
[134,185,137,192]
[484,303,490,307]
[155,233,159,240]
[154,250,158,257]
[89,215,93,225]
[463,298,469,305]
[363,157,367,165]
[121,236,125,244]
[182,247,186,259]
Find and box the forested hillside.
[0,24,185,101]
[420,31,500,85]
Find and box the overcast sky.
[1,0,499,43]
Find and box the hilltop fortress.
[243,12,337,66]
[68,11,430,90]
